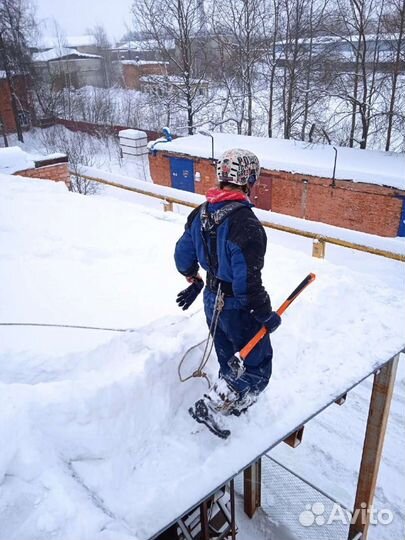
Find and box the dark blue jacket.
[174,199,271,322]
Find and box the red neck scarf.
[206,188,248,204]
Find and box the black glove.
[176,277,204,311]
[263,311,282,333]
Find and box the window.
[18,110,31,129]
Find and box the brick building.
[148,134,405,237]
[0,147,70,187]
[121,60,169,90]
[0,72,31,135]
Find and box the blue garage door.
[170,157,195,193]
[399,198,405,237]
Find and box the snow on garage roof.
[0,147,35,174]
[151,133,405,190]
[0,174,404,540]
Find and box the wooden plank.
[244,458,262,518]
[348,355,399,540]
[283,426,304,448]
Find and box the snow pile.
[0,147,35,174]
[0,174,404,540]
[151,133,405,190]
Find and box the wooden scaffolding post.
[348,355,399,540]
[244,458,262,518]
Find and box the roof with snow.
[121,60,169,66]
[151,133,405,190]
[0,147,35,174]
[0,173,404,540]
[32,47,102,62]
[38,35,97,49]
[0,147,65,174]
[140,75,207,85]
[116,39,175,51]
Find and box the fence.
[77,172,405,263]
[235,455,351,540]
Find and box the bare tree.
[383,0,405,150]
[330,0,387,149]
[133,0,211,134]
[39,126,100,195]
[0,0,37,141]
[212,0,267,135]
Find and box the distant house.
[110,39,175,62]
[120,60,169,90]
[140,75,209,97]
[32,35,99,56]
[32,47,105,89]
[273,33,405,72]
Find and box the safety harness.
[199,201,245,297]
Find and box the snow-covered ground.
[0,174,404,540]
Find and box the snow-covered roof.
[140,75,207,85]
[151,133,405,190]
[32,47,102,62]
[116,39,175,51]
[38,35,97,49]
[275,32,402,47]
[0,147,35,174]
[121,60,169,66]
[0,173,403,540]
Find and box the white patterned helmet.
[216,148,260,187]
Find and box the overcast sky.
[35,0,134,43]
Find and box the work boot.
[204,377,240,416]
[229,391,258,416]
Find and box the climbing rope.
[177,286,224,388]
[0,322,133,332]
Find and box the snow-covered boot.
[204,377,240,415]
[229,391,258,416]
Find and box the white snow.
[150,133,405,190]
[121,60,168,66]
[0,147,35,174]
[32,47,102,62]
[0,173,404,540]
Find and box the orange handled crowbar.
[228,273,316,379]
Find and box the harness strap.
[200,201,245,284]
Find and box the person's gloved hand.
[176,277,204,310]
[263,311,282,333]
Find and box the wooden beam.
[244,458,262,518]
[199,499,209,540]
[312,239,326,259]
[283,426,304,448]
[348,355,399,540]
[335,393,347,406]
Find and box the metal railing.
[77,172,405,263]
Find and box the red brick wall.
[0,75,31,134]
[0,79,16,132]
[16,163,71,187]
[52,118,163,142]
[122,63,167,90]
[149,152,217,196]
[148,152,404,237]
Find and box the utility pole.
[0,31,24,142]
